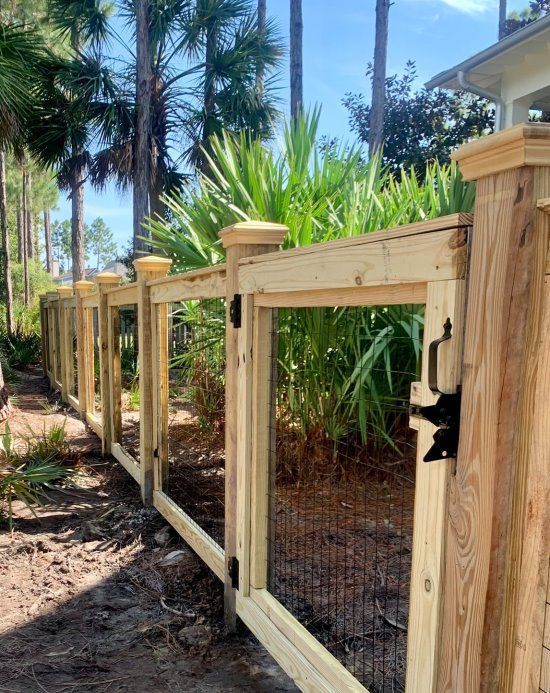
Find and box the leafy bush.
[0,321,42,368]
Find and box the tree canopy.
[343,61,494,174]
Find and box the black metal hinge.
[411,318,462,463]
[229,294,241,328]
[228,556,239,589]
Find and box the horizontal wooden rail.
[148,264,226,303]
[111,443,140,484]
[239,220,470,294]
[253,282,428,308]
[106,282,138,307]
[82,294,99,309]
[153,490,224,580]
[67,394,79,411]
[85,412,103,439]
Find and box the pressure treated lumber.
[238,226,468,294]
[96,273,121,455]
[57,287,73,403]
[106,283,138,307]
[220,221,288,630]
[439,124,550,693]
[253,282,428,307]
[406,279,465,693]
[134,256,171,505]
[149,265,226,303]
[153,301,169,493]
[112,442,140,483]
[74,281,95,419]
[153,490,224,580]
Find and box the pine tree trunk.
[71,161,86,282]
[44,208,53,274]
[256,0,266,94]
[290,0,303,120]
[200,20,218,177]
[0,360,11,422]
[0,150,14,336]
[25,169,33,260]
[498,0,507,39]
[16,202,22,263]
[133,0,152,258]
[368,0,390,157]
[21,173,30,307]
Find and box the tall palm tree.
[498,0,507,38]
[29,0,113,281]
[92,0,282,253]
[0,22,50,333]
[368,0,390,157]
[289,0,302,120]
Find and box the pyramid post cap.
[219,221,288,248]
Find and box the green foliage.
[51,219,72,272]
[504,1,549,35]
[148,110,475,271]
[86,216,117,269]
[343,61,494,175]
[0,321,42,368]
[150,112,474,464]
[0,421,77,527]
[170,299,225,431]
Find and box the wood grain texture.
[541,648,550,693]
[153,303,169,493]
[109,306,122,446]
[406,280,465,693]
[238,228,468,294]
[135,263,170,505]
[253,283,427,308]
[222,240,283,629]
[153,490,224,580]
[106,283,138,307]
[236,295,254,597]
[97,278,120,455]
[248,589,363,692]
[149,267,226,303]
[111,442,140,484]
[437,166,549,693]
[74,282,95,418]
[235,594,334,693]
[81,294,99,309]
[248,306,274,591]
[239,214,472,266]
[86,412,103,439]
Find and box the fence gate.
[233,216,471,692]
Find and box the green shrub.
[0,321,42,368]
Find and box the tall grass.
[149,112,475,464]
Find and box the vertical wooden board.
[84,309,95,414]
[507,275,550,692]
[98,287,112,454]
[109,306,122,445]
[438,166,549,693]
[544,604,550,650]
[236,295,254,597]
[153,303,169,492]
[406,279,465,693]
[541,648,550,693]
[249,306,274,590]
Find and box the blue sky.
[52,0,527,252]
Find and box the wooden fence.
[39,124,550,692]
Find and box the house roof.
[426,13,550,111]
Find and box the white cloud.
[439,0,496,15]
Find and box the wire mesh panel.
[267,304,423,692]
[160,298,226,548]
[119,304,140,461]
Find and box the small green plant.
[0,422,77,527]
[40,398,62,414]
[0,322,42,368]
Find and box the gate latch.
[412,318,461,463]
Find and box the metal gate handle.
[428,318,452,395]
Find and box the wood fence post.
[219,221,288,631]
[133,256,172,505]
[46,291,59,389]
[74,280,95,420]
[57,286,73,402]
[96,273,121,456]
[437,123,550,693]
[39,296,48,378]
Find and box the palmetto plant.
[149,111,474,459]
[0,422,77,527]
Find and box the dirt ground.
[0,371,297,693]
